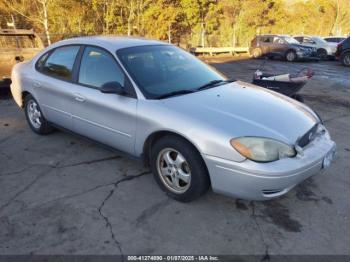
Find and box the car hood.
[161,81,319,145]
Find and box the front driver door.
[70,46,137,155]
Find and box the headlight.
[230,137,296,162]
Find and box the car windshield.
[283,36,300,44]
[117,45,226,99]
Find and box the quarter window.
[78,46,125,88]
[36,52,50,70]
[294,37,303,43]
[41,46,80,80]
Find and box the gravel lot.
[0,57,350,257]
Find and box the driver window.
[79,46,125,89]
[303,37,315,44]
[273,37,284,44]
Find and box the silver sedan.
[11,36,336,202]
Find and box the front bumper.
[203,133,336,200]
[296,51,319,61]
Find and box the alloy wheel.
[343,53,350,66]
[286,51,296,62]
[27,99,42,129]
[156,148,191,194]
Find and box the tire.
[251,48,262,59]
[24,94,54,135]
[317,48,328,60]
[150,135,210,202]
[286,50,297,62]
[341,51,350,67]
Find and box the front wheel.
[341,51,350,67]
[317,48,328,60]
[286,50,297,62]
[150,136,210,202]
[24,94,54,135]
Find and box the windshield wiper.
[157,89,196,99]
[156,78,236,99]
[196,79,236,91]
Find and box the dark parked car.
[335,36,350,66]
[0,29,44,89]
[249,35,318,62]
[324,36,346,43]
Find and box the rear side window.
[41,46,80,80]
[36,52,50,71]
[260,37,272,43]
[78,46,125,88]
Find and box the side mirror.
[100,81,125,95]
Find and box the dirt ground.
[0,56,350,257]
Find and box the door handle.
[33,81,41,88]
[74,93,86,102]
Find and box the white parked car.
[294,36,337,59]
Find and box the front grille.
[297,124,318,148]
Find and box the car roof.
[295,35,326,39]
[50,36,169,51]
[256,34,291,38]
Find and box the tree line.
[0,0,349,47]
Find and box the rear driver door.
[35,45,81,129]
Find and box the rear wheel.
[317,48,328,60]
[24,94,54,135]
[341,51,350,67]
[252,48,262,59]
[286,50,297,62]
[150,136,210,202]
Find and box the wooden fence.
[189,46,249,56]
